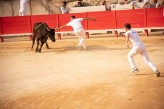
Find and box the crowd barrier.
[116,9,146,28]
[0,8,164,42]
[30,14,59,30]
[147,8,164,27]
[0,18,2,35]
[87,11,116,30]
[1,16,31,34]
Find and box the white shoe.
[155,70,160,77]
[132,68,139,73]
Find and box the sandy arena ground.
[0,32,164,109]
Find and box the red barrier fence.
[0,18,2,35]
[146,8,164,27]
[87,11,116,30]
[0,8,163,38]
[116,9,146,29]
[30,14,58,31]
[1,16,31,34]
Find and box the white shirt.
[20,0,27,11]
[143,0,149,2]
[61,6,70,14]
[125,30,143,46]
[66,18,84,32]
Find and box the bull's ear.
[46,27,51,31]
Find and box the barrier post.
[86,32,89,38]
[132,5,134,9]
[144,29,148,36]
[114,30,118,37]
[29,35,32,40]
[58,34,61,40]
[114,11,117,30]
[0,37,4,42]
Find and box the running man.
[124,23,160,77]
[56,16,96,50]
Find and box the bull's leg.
[31,36,36,50]
[36,39,39,52]
[46,42,50,49]
[38,37,48,52]
[38,43,44,52]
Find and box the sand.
[0,33,164,109]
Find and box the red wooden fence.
[30,14,58,31]
[146,8,164,27]
[0,18,2,35]
[0,8,163,38]
[1,16,31,34]
[87,11,116,30]
[115,9,146,29]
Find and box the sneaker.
[132,68,139,73]
[155,71,160,77]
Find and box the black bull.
[31,22,56,52]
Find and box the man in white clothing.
[19,0,28,16]
[56,16,96,51]
[61,1,70,14]
[124,23,160,77]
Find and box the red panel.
[147,8,164,27]
[116,9,146,29]
[0,18,2,34]
[58,13,87,31]
[87,11,116,30]
[1,16,31,34]
[30,14,58,31]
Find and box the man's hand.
[55,25,67,30]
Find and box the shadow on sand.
[135,72,164,77]
[41,45,127,53]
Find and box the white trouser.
[19,0,27,16]
[128,44,158,72]
[75,29,86,49]
[19,9,26,16]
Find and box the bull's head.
[46,28,56,42]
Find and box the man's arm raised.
[55,25,67,30]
